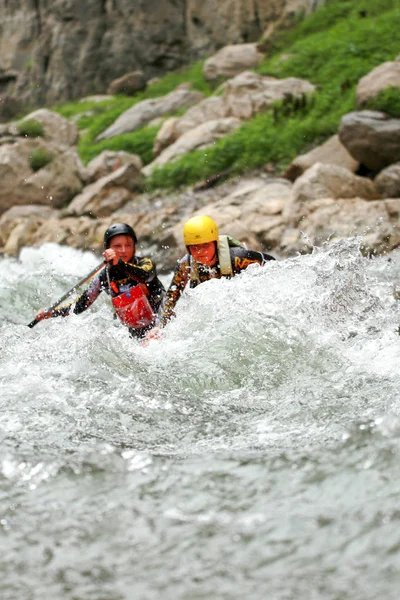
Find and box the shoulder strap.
[218,235,234,276]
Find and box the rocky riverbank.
[1,2,400,272]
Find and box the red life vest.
[111,284,155,329]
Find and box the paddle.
[27,261,106,328]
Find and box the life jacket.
[111,284,155,329]
[189,234,245,283]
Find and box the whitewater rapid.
[1,240,399,600]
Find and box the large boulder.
[223,71,315,120]
[225,69,316,120]
[374,163,400,198]
[79,95,113,104]
[213,177,292,249]
[86,150,143,182]
[143,118,242,175]
[283,135,359,182]
[107,71,146,96]
[66,163,143,217]
[96,86,204,141]
[284,162,381,224]
[154,96,227,155]
[0,139,87,214]
[19,109,79,146]
[356,61,400,106]
[203,43,264,81]
[339,111,400,172]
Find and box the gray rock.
[203,44,264,81]
[107,71,147,96]
[374,162,400,198]
[86,151,143,182]
[356,61,400,106]
[283,135,359,182]
[96,88,204,141]
[284,162,380,225]
[20,109,79,147]
[339,110,400,172]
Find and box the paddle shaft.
[28,261,106,328]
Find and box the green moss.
[78,125,160,165]
[366,86,400,117]
[17,118,44,138]
[29,149,53,171]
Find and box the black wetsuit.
[53,257,165,339]
[160,246,275,325]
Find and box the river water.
[1,240,400,600]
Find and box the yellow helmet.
[183,215,219,246]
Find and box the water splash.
[1,240,400,599]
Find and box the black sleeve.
[52,271,105,317]
[230,247,275,274]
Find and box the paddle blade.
[27,319,40,328]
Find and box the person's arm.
[34,273,105,321]
[231,247,275,274]
[72,273,104,314]
[159,258,190,326]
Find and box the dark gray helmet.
[103,223,137,248]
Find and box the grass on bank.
[366,86,400,117]
[54,0,400,187]
[16,118,45,138]
[29,149,53,171]
[55,61,213,164]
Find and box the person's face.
[109,234,135,262]
[189,241,217,266]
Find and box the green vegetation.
[29,149,53,171]
[366,86,400,117]
[78,124,160,165]
[55,61,212,165]
[17,118,44,138]
[54,0,400,189]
